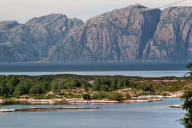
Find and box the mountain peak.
[133,3,142,6]
[131,3,146,8]
[25,13,68,25]
[0,21,20,30]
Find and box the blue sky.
[0,0,191,23]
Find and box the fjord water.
[0,98,184,128]
[0,62,189,77]
[0,62,187,128]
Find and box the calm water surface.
[0,63,187,127]
[0,62,189,77]
[0,98,184,128]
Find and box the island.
[0,74,191,105]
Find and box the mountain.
[143,7,192,62]
[0,14,83,62]
[0,4,191,63]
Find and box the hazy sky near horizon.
[0,0,191,23]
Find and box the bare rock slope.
[0,5,191,62]
[143,7,192,62]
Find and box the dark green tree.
[29,84,43,94]
[180,91,192,128]
[40,81,51,93]
[80,80,91,90]
[0,75,6,81]
[180,63,192,128]
[92,79,102,91]
[111,79,118,90]
[92,78,111,91]
[109,92,123,101]
[83,94,91,100]
[101,84,109,91]
[186,63,192,78]
[51,80,59,92]
[13,80,32,98]
[64,79,81,89]
[0,81,9,98]
[6,76,20,94]
[38,76,53,82]
[117,79,130,89]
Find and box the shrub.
[125,93,131,100]
[80,80,91,90]
[92,91,109,99]
[83,94,91,100]
[109,92,123,101]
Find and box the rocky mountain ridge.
[0,4,191,63]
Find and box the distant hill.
[0,4,192,63]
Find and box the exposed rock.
[49,4,161,62]
[143,7,192,61]
[0,5,192,63]
[0,14,83,62]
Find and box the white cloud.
[0,0,191,23]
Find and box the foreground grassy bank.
[0,74,191,104]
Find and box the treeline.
[83,91,131,101]
[92,78,154,91]
[0,75,154,98]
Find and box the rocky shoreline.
[0,92,182,105]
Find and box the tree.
[13,80,32,98]
[180,91,192,128]
[101,85,109,91]
[111,79,117,90]
[29,84,43,94]
[38,76,53,82]
[92,79,102,91]
[180,63,192,127]
[51,80,59,93]
[83,94,91,100]
[63,79,81,89]
[186,63,192,78]
[0,75,6,81]
[80,80,91,90]
[92,79,112,91]
[109,92,123,101]
[40,81,51,93]
[6,76,20,94]
[0,82,9,98]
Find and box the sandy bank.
[0,107,99,113]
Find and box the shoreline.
[0,93,182,105]
[0,107,100,113]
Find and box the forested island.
[0,74,191,105]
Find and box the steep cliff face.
[0,14,83,62]
[0,5,192,63]
[49,4,161,62]
[143,7,192,62]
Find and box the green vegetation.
[83,94,91,100]
[180,91,192,128]
[109,92,123,101]
[0,72,191,102]
[92,78,154,92]
[180,63,192,128]
[0,75,156,100]
[186,63,192,78]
